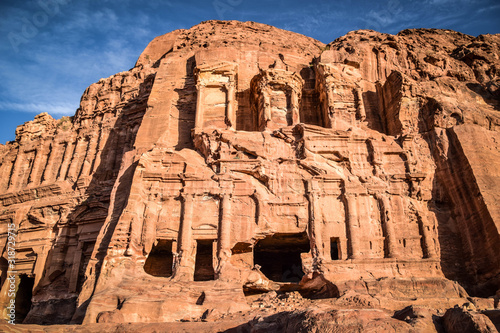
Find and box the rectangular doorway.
[194,240,215,281]
[330,238,340,260]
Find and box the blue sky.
[0,0,499,144]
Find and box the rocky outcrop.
[0,20,498,327]
[443,306,498,333]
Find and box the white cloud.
[0,101,77,116]
[56,7,120,33]
[477,3,500,13]
[0,3,146,124]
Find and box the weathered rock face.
[0,21,499,326]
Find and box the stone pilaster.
[174,193,195,280]
[8,149,24,190]
[66,138,89,181]
[345,193,361,259]
[32,245,49,291]
[41,142,58,184]
[377,194,399,259]
[57,141,75,181]
[69,242,83,293]
[217,194,232,265]
[414,201,437,259]
[226,79,236,129]
[291,89,301,125]
[307,179,324,259]
[194,82,204,131]
[80,136,99,178]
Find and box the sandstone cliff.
[0,21,498,330]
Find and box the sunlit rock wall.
[0,21,498,324]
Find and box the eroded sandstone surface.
[0,20,499,331]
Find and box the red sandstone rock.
[0,20,499,330]
[443,306,498,333]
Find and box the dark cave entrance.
[15,274,34,324]
[144,240,174,277]
[254,232,310,282]
[194,240,215,281]
[330,237,340,260]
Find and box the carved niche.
[251,67,304,131]
[316,63,365,130]
[194,62,238,132]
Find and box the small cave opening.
[144,240,174,277]
[330,238,340,260]
[194,240,215,281]
[15,274,34,324]
[254,232,310,283]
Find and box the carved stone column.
[124,203,145,257]
[317,63,334,128]
[195,83,204,131]
[90,129,107,175]
[57,141,75,181]
[378,194,399,258]
[291,89,301,125]
[47,242,67,284]
[420,218,437,259]
[175,193,195,280]
[66,138,89,181]
[80,136,99,177]
[262,87,272,130]
[345,193,361,259]
[226,80,236,129]
[307,179,324,259]
[414,203,437,259]
[355,88,366,121]
[218,194,232,265]
[69,242,83,293]
[41,142,59,184]
[33,141,52,185]
[32,245,49,291]
[27,148,41,186]
[217,177,234,279]
[8,149,24,190]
